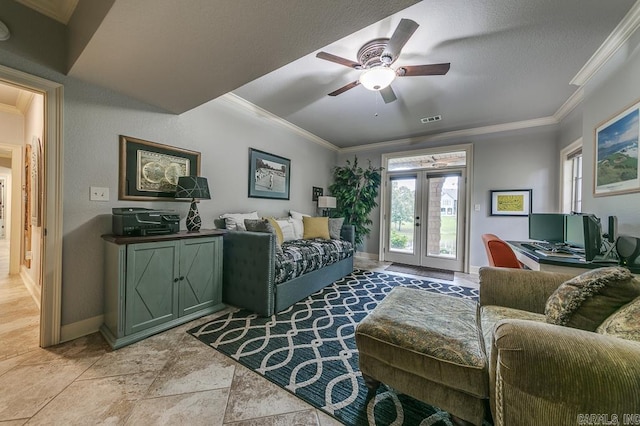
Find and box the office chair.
[482,233,523,268]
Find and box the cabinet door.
[179,237,222,316]
[125,241,179,335]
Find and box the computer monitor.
[564,214,585,249]
[583,214,603,262]
[528,213,565,243]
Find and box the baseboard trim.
[60,315,104,343]
[355,252,379,260]
[469,265,481,275]
[20,267,41,309]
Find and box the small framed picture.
[490,189,532,216]
[312,186,323,201]
[248,148,291,200]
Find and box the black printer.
[112,208,180,236]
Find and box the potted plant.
[329,156,383,248]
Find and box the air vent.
[421,115,442,124]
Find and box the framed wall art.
[248,148,291,200]
[119,135,201,201]
[312,186,323,201]
[490,189,531,216]
[594,100,640,197]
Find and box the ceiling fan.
[316,18,450,104]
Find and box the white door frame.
[380,143,473,273]
[0,64,64,347]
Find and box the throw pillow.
[545,267,640,331]
[244,219,282,253]
[290,217,304,240]
[276,219,296,241]
[220,211,259,231]
[265,217,284,246]
[328,217,345,240]
[302,216,330,240]
[289,210,310,220]
[596,296,640,342]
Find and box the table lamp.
[317,196,336,217]
[175,176,211,232]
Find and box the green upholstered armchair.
[479,267,640,426]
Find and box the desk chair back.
[482,233,523,268]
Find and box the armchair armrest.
[222,231,277,317]
[491,319,640,426]
[479,267,573,314]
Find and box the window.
[560,139,582,213]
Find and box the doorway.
[380,145,472,272]
[0,64,64,347]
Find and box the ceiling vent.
[421,115,442,124]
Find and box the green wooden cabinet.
[101,231,224,349]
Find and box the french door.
[384,169,465,271]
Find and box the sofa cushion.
[275,219,296,241]
[545,267,640,331]
[265,217,284,246]
[328,217,345,240]
[244,219,282,253]
[220,211,259,231]
[303,216,330,240]
[274,238,353,284]
[596,296,640,342]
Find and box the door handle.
[415,223,420,227]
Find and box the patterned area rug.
[188,269,481,425]
[385,263,455,281]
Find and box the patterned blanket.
[274,239,354,284]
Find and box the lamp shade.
[359,66,396,91]
[317,196,336,209]
[175,176,211,200]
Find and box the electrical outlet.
[90,186,109,201]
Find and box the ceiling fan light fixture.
[360,66,396,91]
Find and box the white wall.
[578,29,640,237]
[338,125,560,268]
[1,52,337,328]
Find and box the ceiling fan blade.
[316,52,361,69]
[382,19,419,61]
[380,86,397,104]
[328,81,360,96]
[397,63,451,77]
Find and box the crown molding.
[16,90,34,115]
[570,1,640,87]
[339,116,558,153]
[553,87,584,122]
[16,0,79,24]
[0,104,22,115]
[220,93,340,152]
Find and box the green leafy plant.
[390,231,409,249]
[329,156,383,248]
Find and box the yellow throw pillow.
[265,217,284,246]
[303,216,330,240]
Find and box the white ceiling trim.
[553,87,584,122]
[570,0,640,87]
[221,94,339,152]
[339,116,558,154]
[16,90,34,115]
[16,0,79,24]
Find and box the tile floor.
[0,253,478,425]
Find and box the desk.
[508,241,640,276]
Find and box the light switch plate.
[474,204,481,211]
[90,186,109,201]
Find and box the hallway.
[0,239,40,360]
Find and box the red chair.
[482,233,523,268]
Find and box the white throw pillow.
[290,217,304,240]
[289,210,310,220]
[220,211,259,231]
[276,219,296,242]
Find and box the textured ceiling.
[66,0,419,114]
[11,0,639,149]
